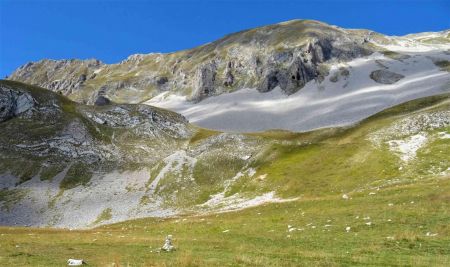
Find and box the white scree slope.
[146,49,450,133]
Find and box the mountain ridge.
[5,20,401,103]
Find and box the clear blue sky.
[1,0,449,78]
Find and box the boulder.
[161,235,175,252]
[0,86,35,122]
[0,87,16,122]
[94,95,111,106]
[370,69,404,84]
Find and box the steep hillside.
[0,80,266,228]
[1,94,449,266]
[1,80,449,229]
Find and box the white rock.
[426,232,437,237]
[161,235,175,252]
[67,259,84,266]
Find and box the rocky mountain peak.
[7,19,380,104]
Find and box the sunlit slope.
[1,80,449,230]
[0,95,450,266]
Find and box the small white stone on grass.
[369,192,376,195]
[346,227,351,232]
[222,229,230,233]
[365,222,372,226]
[426,232,437,237]
[67,259,85,266]
[342,194,349,200]
[388,203,394,206]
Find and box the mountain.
[1,80,449,228]
[8,20,450,132]
[0,80,264,227]
[1,20,450,229]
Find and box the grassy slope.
[1,94,449,266]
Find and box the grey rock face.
[192,62,217,102]
[258,57,317,94]
[0,85,35,122]
[15,93,35,115]
[8,20,376,104]
[370,69,405,84]
[9,59,103,95]
[0,87,16,121]
[94,95,111,106]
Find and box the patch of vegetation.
[93,208,112,224]
[189,127,220,144]
[40,164,66,181]
[0,159,35,184]
[380,50,411,61]
[59,163,92,190]
[434,60,450,72]
[0,189,26,211]
[139,195,150,206]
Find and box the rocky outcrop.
[0,80,192,166]
[94,95,111,106]
[257,57,317,94]
[370,69,405,84]
[0,85,35,122]
[9,59,103,95]
[192,62,217,101]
